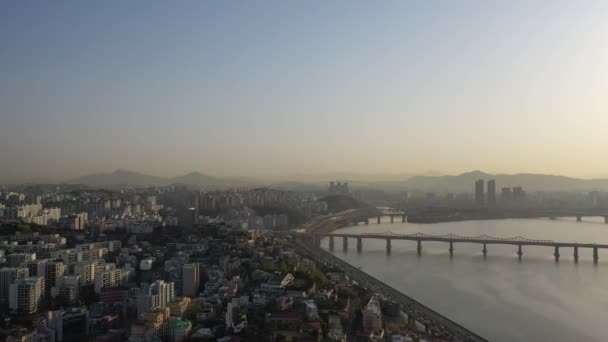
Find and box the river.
[321,217,608,342]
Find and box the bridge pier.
[449,241,454,257]
[377,215,381,224]
[402,214,407,223]
[342,237,348,252]
[329,236,335,251]
[364,218,369,225]
[425,324,431,334]
[353,221,359,226]
[417,240,422,256]
[482,243,487,257]
[574,246,579,263]
[594,247,599,264]
[390,214,394,223]
[517,244,523,259]
[577,215,582,222]
[554,246,560,262]
[386,238,392,255]
[356,237,362,253]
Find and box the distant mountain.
[68,170,166,187]
[171,172,219,185]
[170,171,250,187]
[43,169,608,192]
[387,171,608,193]
[67,170,251,188]
[270,182,327,193]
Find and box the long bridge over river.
[313,231,607,263]
[302,207,608,263]
[279,208,608,340]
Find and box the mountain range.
[16,169,608,192]
[372,170,608,193]
[67,170,250,188]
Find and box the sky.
[2,1,608,182]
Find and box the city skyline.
[5,167,608,185]
[4,2,608,341]
[3,1,608,181]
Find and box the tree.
[262,262,277,272]
[310,270,328,286]
[278,260,288,273]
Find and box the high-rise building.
[487,180,496,205]
[45,261,66,297]
[146,196,158,211]
[74,260,103,286]
[7,253,36,268]
[328,181,350,195]
[9,276,44,314]
[263,214,276,229]
[137,280,176,315]
[276,214,289,228]
[501,187,512,201]
[475,179,485,205]
[57,275,80,306]
[26,259,48,278]
[151,280,175,309]
[0,267,29,305]
[182,263,200,297]
[45,207,61,222]
[362,295,383,333]
[94,268,126,294]
[67,213,88,230]
[513,186,526,200]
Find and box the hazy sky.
[2,1,608,182]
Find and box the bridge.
[311,207,608,231]
[311,231,606,263]
[549,213,608,223]
[525,208,608,223]
[293,237,488,342]
[305,207,408,234]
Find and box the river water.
[322,217,608,341]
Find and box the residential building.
[181,263,200,297]
[0,267,29,305]
[137,280,176,315]
[487,179,496,205]
[363,295,383,333]
[9,276,44,314]
[94,268,126,294]
[7,253,36,268]
[475,179,484,205]
[45,261,66,297]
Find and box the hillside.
[68,169,166,187]
[372,171,608,193]
[67,170,250,188]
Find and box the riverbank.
[293,237,488,341]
